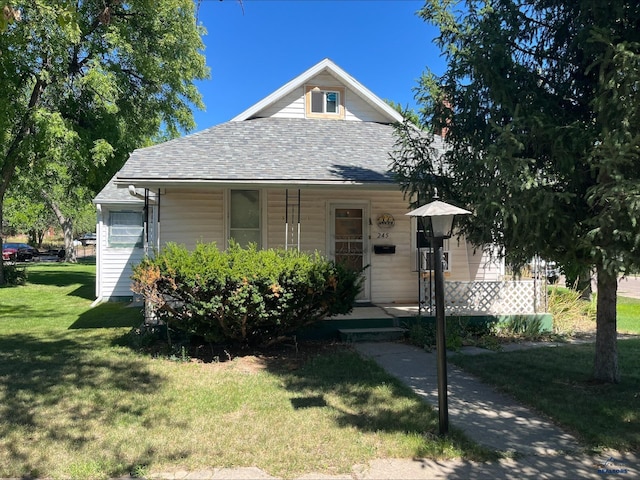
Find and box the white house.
[93,58,504,307]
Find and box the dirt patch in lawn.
[152,336,349,374]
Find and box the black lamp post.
[407,198,471,435]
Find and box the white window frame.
[305,85,345,119]
[311,90,339,114]
[419,244,451,273]
[411,216,451,272]
[108,210,144,248]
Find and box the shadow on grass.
[0,331,165,473]
[280,350,436,432]
[69,302,144,329]
[26,263,95,300]
[0,302,38,319]
[271,347,491,460]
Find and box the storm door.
[329,204,370,302]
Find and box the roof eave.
[113,178,400,191]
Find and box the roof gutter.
[128,185,159,203]
[117,179,400,191]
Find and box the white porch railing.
[420,279,547,315]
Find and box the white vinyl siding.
[99,248,146,298]
[266,188,418,304]
[159,189,224,248]
[256,72,392,123]
[259,88,306,118]
[97,187,501,304]
[467,245,504,281]
[344,99,390,123]
[96,206,148,299]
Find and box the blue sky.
[191,0,446,130]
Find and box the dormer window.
[306,85,345,119]
[312,90,338,113]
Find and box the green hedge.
[132,242,362,346]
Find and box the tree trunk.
[37,229,45,248]
[62,218,76,263]
[576,272,593,301]
[564,265,593,300]
[41,190,76,263]
[593,266,619,383]
[0,199,5,285]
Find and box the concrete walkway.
[140,342,637,479]
[354,342,579,456]
[351,342,638,479]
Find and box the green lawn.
[450,292,640,454]
[451,339,640,453]
[618,296,640,333]
[0,262,486,479]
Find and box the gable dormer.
[231,58,403,124]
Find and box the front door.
[330,204,370,302]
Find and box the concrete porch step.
[339,327,407,343]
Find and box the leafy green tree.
[4,187,57,246]
[385,100,421,127]
[0,0,208,275]
[1,2,20,32]
[391,0,640,383]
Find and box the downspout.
[144,188,149,253]
[156,188,161,252]
[90,204,104,307]
[285,189,289,250]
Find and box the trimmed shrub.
[1,264,28,286]
[131,242,362,346]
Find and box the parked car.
[77,233,97,246]
[2,242,39,262]
[2,244,17,262]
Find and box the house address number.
[377,232,390,239]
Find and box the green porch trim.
[297,312,553,341]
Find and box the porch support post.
[297,189,301,251]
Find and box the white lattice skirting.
[420,280,546,315]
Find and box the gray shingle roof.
[94,177,143,205]
[115,118,409,185]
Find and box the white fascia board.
[231,58,404,124]
[327,62,405,124]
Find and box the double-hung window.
[229,189,261,248]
